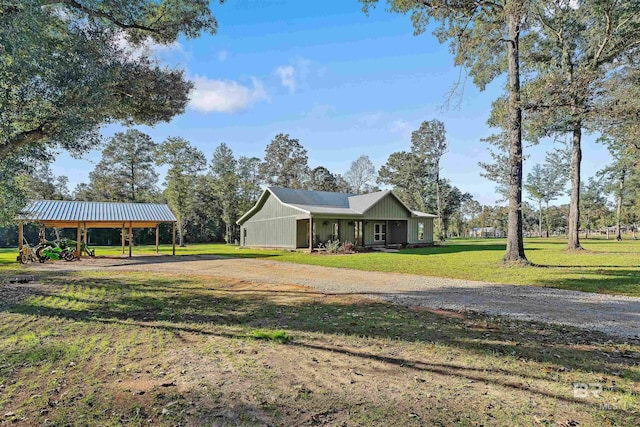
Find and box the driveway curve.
[33,255,640,339]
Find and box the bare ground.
[32,254,640,339]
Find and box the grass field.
[1,266,639,425]
[3,237,639,296]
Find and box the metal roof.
[268,187,355,207]
[19,200,177,223]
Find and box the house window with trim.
[374,223,386,242]
[354,221,363,245]
[417,221,425,240]
[331,222,339,241]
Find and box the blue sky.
[52,0,611,205]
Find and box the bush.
[324,239,341,253]
[339,241,356,254]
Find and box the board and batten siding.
[241,194,300,248]
[313,219,355,244]
[363,194,411,220]
[407,217,434,244]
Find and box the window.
[354,221,363,244]
[374,223,386,242]
[418,222,425,240]
[331,222,339,240]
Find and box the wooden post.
[128,222,133,258]
[18,221,23,254]
[171,222,176,256]
[121,223,125,254]
[385,220,389,248]
[76,222,82,258]
[309,216,313,253]
[155,224,159,254]
[83,222,87,245]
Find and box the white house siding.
[241,194,299,248]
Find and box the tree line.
[2,1,639,261]
[1,119,471,247]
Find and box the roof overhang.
[236,188,310,225]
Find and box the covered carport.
[18,200,178,258]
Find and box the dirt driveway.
[34,255,640,339]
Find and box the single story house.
[237,187,436,250]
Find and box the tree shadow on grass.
[526,268,640,297]
[2,271,640,417]
[89,253,278,267]
[398,243,542,256]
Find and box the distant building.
[470,227,505,238]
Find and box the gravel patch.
[32,255,640,339]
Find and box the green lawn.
[0,267,638,425]
[3,237,640,296]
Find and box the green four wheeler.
[37,244,77,263]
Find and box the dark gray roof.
[20,200,177,222]
[238,187,436,224]
[268,187,355,207]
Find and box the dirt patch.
[0,281,49,307]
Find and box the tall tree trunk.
[435,177,442,240]
[178,216,186,247]
[503,7,527,263]
[567,123,582,250]
[545,200,550,237]
[538,199,542,237]
[130,159,136,202]
[616,172,624,241]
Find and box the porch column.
[128,221,133,258]
[121,223,125,254]
[83,222,87,250]
[155,224,160,254]
[18,221,23,253]
[309,216,313,253]
[76,222,82,258]
[385,220,389,248]
[171,222,176,256]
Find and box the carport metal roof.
[19,200,176,228]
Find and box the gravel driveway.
[33,255,640,339]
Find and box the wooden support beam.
[76,223,82,258]
[121,223,125,254]
[155,225,159,254]
[18,221,23,253]
[83,222,87,248]
[309,216,313,253]
[385,220,389,248]
[171,222,176,256]
[128,222,133,258]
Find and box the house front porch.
[295,218,408,249]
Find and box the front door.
[388,220,407,244]
[373,222,386,244]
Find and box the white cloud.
[217,49,228,61]
[389,120,411,133]
[275,65,296,93]
[189,76,269,113]
[357,112,383,127]
[274,57,322,93]
[115,33,184,60]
